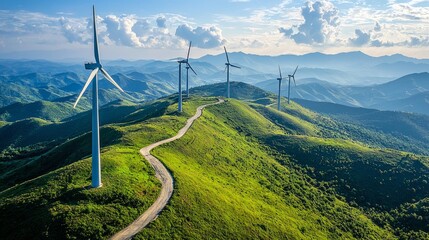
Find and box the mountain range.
[1,51,428,116]
[256,72,429,115]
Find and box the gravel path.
[110,98,224,240]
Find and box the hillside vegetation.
[1,83,429,239]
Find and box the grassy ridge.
[0,97,216,239]
[1,93,428,239]
[137,99,391,239]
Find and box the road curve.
[110,98,224,240]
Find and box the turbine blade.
[224,66,227,72]
[93,5,100,64]
[292,65,299,76]
[74,68,99,108]
[279,65,282,79]
[224,46,230,63]
[293,76,296,87]
[230,64,241,69]
[187,63,197,75]
[186,41,192,61]
[100,68,125,92]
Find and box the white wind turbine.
[185,42,197,98]
[287,66,298,104]
[276,65,284,111]
[224,46,241,98]
[73,5,124,188]
[177,41,197,112]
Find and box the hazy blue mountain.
[257,72,429,115]
[0,70,179,108]
[371,91,429,115]
[198,51,429,84]
[0,51,428,112]
[0,59,84,75]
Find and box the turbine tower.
[177,42,197,112]
[287,66,299,104]
[185,42,197,98]
[73,5,124,188]
[276,65,284,111]
[224,46,240,98]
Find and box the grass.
[1,92,428,239]
[136,99,392,239]
[0,96,218,239]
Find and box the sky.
[0,0,428,61]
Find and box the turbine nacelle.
[85,62,101,70]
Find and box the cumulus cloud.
[279,0,340,44]
[348,20,429,48]
[0,10,59,35]
[59,17,91,44]
[175,24,226,48]
[56,13,228,49]
[156,16,167,28]
[131,19,151,36]
[349,29,371,46]
[239,38,265,48]
[103,15,141,47]
[407,36,429,46]
[57,14,189,49]
[374,21,381,32]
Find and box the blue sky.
[0,0,428,60]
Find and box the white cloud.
[56,13,193,49]
[59,17,91,44]
[175,24,226,48]
[374,21,381,32]
[349,29,370,46]
[279,0,340,44]
[156,16,167,28]
[0,10,59,35]
[103,15,142,47]
[239,38,265,48]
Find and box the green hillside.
[294,98,429,155]
[0,99,89,122]
[0,98,174,191]
[1,83,429,239]
[137,99,392,239]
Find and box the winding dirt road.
[110,98,224,240]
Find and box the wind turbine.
[185,42,197,98]
[276,65,284,111]
[177,42,197,112]
[73,5,124,188]
[287,66,299,104]
[224,46,240,98]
